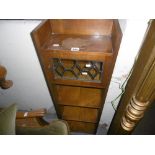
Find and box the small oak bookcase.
[32,19,122,134]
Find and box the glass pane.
[52,58,103,82]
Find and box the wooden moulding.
[108,20,155,135]
[60,106,98,123]
[121,96,150,131]
[121,55,155,132]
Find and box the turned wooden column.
[121,61,155,131]
[108,20,155,134]
[0,65,13,89]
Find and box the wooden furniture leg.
[0,65,13,89]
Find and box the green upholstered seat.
[0,104,17,135]
[16,120,70,135]
[0,104,69,135]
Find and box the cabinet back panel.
[50,19,113,35]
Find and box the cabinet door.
[53,58,103,81]
[47,58,111,88]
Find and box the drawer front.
[56,85,103,108]
[67,121,96,134]
[60,106,98,123]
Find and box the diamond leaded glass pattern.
[52,58,103,82]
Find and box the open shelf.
[56,85,103,108]
[42,34,112,53]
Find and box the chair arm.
[16,119,70,135]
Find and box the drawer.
[60,106,99,123]
[56,85,103,108]
[67,121,96,134]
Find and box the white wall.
[0,20,55,112]
[0,20,148,128]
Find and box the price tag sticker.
[71,47,80,51]
[52,44,60,47]
[86,64,91,67]
[24,112,28,117]
[81,72,88,75]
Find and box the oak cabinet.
[32,19,122,134]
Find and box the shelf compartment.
[67,120,96,134]
[56,85,103,108]
[60,106,98,123]
[42,34,112,53]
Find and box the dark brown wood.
[60,106,98,123]
[31,19,122,134]
[0,65,13,89]
[67,120,96,134]
[108,20,155,135]
[16,108,48,127]
[16,108,47,118]
[56,85,103,108]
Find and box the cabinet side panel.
[32,20,52,47]
[95,20,122,133]
[111,20,123,53]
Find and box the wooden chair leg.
[0,65,13,89]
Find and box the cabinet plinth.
[32,19,122,134]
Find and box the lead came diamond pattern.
[52,58,103,82]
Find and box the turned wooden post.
[108,20,155,134]
[0,65,13,89]
[121,62,155,131]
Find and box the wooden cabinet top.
[32,20,122,61]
